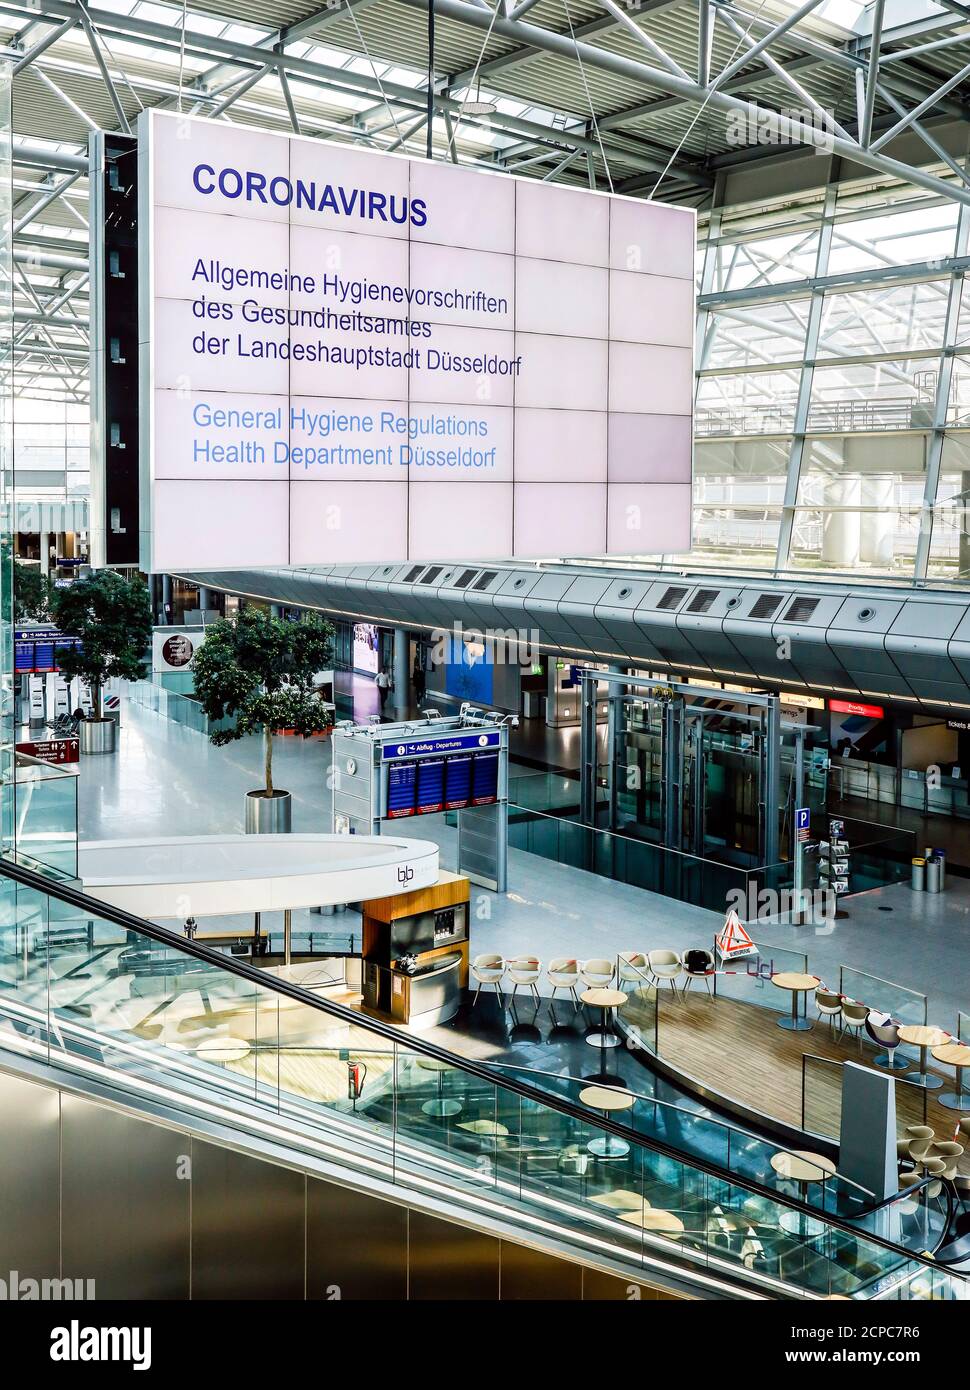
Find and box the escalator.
[0,857,965,1302]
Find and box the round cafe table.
[770,1148,836,1239]
[931,1041,970,1110]
[770,972,820,1031]
[618,1208,685,1237]
[579,1084,634,1160]
[581,987,627,1049]
[897,1024,950,1089]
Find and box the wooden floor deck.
[623,984,969,1168]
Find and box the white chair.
[647,948,684,993]
[618,951,649,992]
[815,986,843,1033]
[840,999,868,1050]
[470,953,505,1006]
[506,955,542,1005]
[579,958,615,989]
[547,958,580,1006]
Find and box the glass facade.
[686,159,970,584]
[0,62,77,878]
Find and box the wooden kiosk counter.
[360,871,470,1030]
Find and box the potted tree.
[50,570,153,755]
[191,606,334,833]
[13,558,50,623]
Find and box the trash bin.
[926,856,942,893]
[911,857,926,891]
[932,849,946,891]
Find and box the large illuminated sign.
[138,111,694,571]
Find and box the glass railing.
[127,679,234,736]
[489,1062,957,1297]
[0,858,965,1301]
[802,1054,929,1141]
[11,753,77,880]
[507,806,752,912]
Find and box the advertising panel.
[152,627,203,673]
[139,111,694,570]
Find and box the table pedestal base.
[938,1089,970,1110]
[910,1072,943,1089]
[874,1051,910,1071]
[778,1017,813,1032]
[586,1031,621,1048]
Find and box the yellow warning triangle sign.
[716,907,756,960]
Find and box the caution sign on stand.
[716,908,757,962]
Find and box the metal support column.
[580,671,598,827]
[606,663,625,831]
[661,695,684,852]
[762,697,782,869]
[393,626,410,717]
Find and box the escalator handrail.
[0,854,958,1276]
[487,1059,957,1250]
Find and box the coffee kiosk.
[361,872,470,1030]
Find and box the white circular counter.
[78,833,439,918]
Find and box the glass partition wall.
[0,60,78,880]
[618,155,970,584]
[0,862,965,1301]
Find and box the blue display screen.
[472,751,499,805]
[416,758,445,814]
[445,636,493,704]
[14,642,33,673]
[445,755,472,810]
[386,761,416,818]
[33,642,55,672]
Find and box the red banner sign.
[829,699,885,720]
[16,737,79,765]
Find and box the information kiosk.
[330,711,510,891]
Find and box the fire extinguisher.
[348,1059,368,1109]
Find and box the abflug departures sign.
[138,110,694,571]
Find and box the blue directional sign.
[382,730,500,761]
[796,807,810,832]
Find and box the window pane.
[817,281,948,359]
[702,299,810,370]
[697,368,801,436]
[808,358,939,432]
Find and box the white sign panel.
[139,111,694,571]
[152,627,202,673]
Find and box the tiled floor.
[78,700,970,1043]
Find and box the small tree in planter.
[191,607,334,833]
[13,559,50,623]
[50,570,153,754]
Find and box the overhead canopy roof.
[6,0,970,399]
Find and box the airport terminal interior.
[7,0,970,1321]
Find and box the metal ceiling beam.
[860,0,884,148]
[76,1,131,134]
[0,0,707,183]
[11,14,73,73]
[448,0,685,87]
[399,0,970,207]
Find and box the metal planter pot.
[245,789,292,834]
[79,718,117,755]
